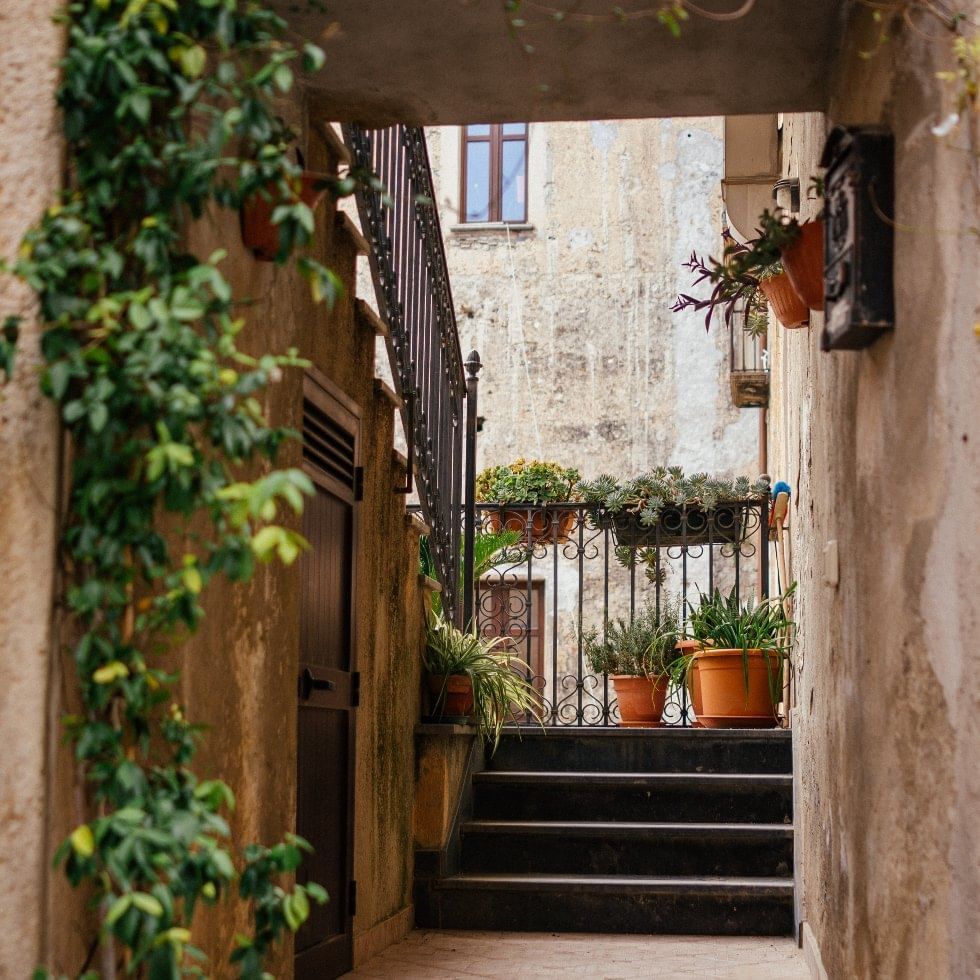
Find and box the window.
[460,123,528,223]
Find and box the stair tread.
[498,727,790,739]
[462,820,793,836]
[436,873,794,893]
[475,771,791,783]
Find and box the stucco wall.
[767,7,980,978]
[426,118,758,482]
[0,3,65,975]
[2,92,423,971]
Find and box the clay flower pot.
[611,674,669,728]
[780,219,824,311]
[241,171,328,261]
[759,272,809,329]
[427,673,474,719]
[487,507,577,546]
[694,648,783,729]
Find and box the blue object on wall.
[771,481,792,498]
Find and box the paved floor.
[344,930,809,979]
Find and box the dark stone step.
[488,727,792,774]
[415,873,794,936]
[473,771,793,824]
[460,820,794,878]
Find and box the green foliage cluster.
[2,0,352,973]
[423,615,542,749]
[475,457,580,505]
[576,467,768,528]
[675,585,796,701]
[583,602,680,678]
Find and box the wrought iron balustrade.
[344,124,467,622]
[729,305,769,409]
[472,497,770,726]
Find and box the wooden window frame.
[460,123,528,224]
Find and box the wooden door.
[295,371,360,980]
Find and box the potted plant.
[476,458,581,546]
[672,232,808,331]
[576,468,769,549]
[757,262,809,329]
[681,586,794,728]
[241,157,330,261]
[584,603,680,727]
[756,209,824,312]
[424,614,541,750]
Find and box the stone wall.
[766,7,980,977]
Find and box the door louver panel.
[303,398,357,492]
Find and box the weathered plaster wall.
[0,3,65,975]
[427,118,758,484]
[767,7,980,978]
[3,96,423,970]
[179,119,423,971]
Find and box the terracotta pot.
[674,639,704,727]
[486,507,577,546]
[241,171,328,261]
[611,674,669,728]
[759,272,809,329]
[427,673,474,718]
[780,219,824,311]
[694,648,783,729]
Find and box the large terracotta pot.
[611,674,669,728]
[487,507,577,546]
[759,272,809,329]
[695,648,783,728]
[781,219,824,311]
[427,673,474,718]
[241,171,328,261]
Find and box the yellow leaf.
[70,824,95,858]
[218,368,238,386]
[182,567,203,594]
[93,661,129,684]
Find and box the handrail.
[344,124,468,623]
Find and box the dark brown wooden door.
[295,372,360,980]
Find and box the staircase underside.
[415,728,795,937]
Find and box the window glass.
[466,124,491,137]
[465,141,491,222]
[501,139,527,222]
[501,123,526,136]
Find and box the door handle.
[299,667,336,700]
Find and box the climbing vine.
[4,0,351,975]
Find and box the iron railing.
[344,124,468,622]
[473,496,770,726]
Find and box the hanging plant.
[2,0,359,975]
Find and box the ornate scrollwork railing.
[344,124,466,621]
[472,497,770,727]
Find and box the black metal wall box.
[820,125,895,350]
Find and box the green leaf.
[132,892,165,917]
[89,402,109,433]
[105,893,134,926]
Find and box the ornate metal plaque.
[820,126,895,350]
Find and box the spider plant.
[424,614,542,750]
[679,585,796,701]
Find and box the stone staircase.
[415,728,794,936]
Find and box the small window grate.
[303,398,356,490]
